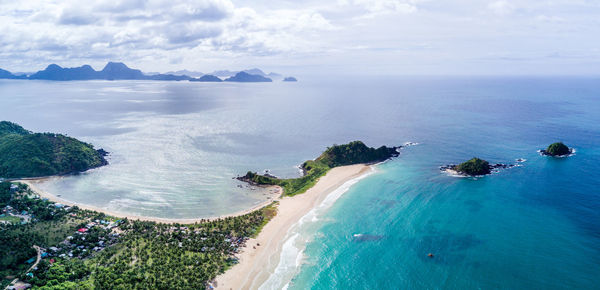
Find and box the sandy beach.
[17,178,281,224]
[16,164,372,289]
[214,164,372,290]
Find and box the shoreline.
[16,178,281,224]
[214,164,373,289]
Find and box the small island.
[454,158,491,176]
[441,157,517,177]
[540,142,573,157]
[190,74,223,82]
[0,121,108,178]
[238,141,400,196]
[283,77,297,82]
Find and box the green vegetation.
[240,141,399,196]
[0,215,21,224]
[0,181,12,207]
[545,142,571,156]
[0,121,30,135]
[455,158,491,176]
[0,182,89,285]
[1,182,278,289]
[0,121,108,178]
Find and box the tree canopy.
[545,142,571,156]
[0,121,108,178]
[455,158,491,176]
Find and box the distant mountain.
[166,70,204,78]
[29,64,98,80]
[0,68,27,79]
[190,75,223,82]
[0,63,287,83]
[210,70,239,77]
[99,62,145,80]
[210,68,282,79]
[283,77,298,82]
[23,62,192,81]
[225,72,272,82]
[242,68,282,80]
[267,72,283,79]
[243,68,266,76]
[146,74,192,81]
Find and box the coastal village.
[1,181,272,289]
[1,182,124,289]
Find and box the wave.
[258,167,376,290]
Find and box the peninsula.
[0,121,108,178]
[238,141,400,196]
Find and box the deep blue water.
[0,76,598,288]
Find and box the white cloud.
[0,0,599,75]
[535,15,564,23]
[488,1,515,15]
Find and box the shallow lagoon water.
[1,76,599,288]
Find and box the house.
[7,282,32,290]
[77,228,87,233]
[9,184,18,192]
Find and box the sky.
[1,0,599,75]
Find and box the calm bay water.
[0,76,599,288]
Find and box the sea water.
[0,76,598,288]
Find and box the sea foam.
[258,167,376,290]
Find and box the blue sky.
[1,0,599,75]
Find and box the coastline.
[14,163,376,289]
[214,164,373,290]
[16,178,281,224]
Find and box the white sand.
[17,164,372,289]
[214,164,371,290]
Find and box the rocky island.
[540,142,573,157]
[0,121,108,178]
[441,157,516,176]
[238,141,400,196]
[283,77,298,82]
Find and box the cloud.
[0,0,599,75]
[535,15,564,23]
[59,8,98,25]
[338,0,419,17]
[488,1,515,15]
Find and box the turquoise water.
[280,78,600,289]
[1,77,599,288]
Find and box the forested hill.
[0,121,108,178]
[240,141,399,196]
[315,141,399,168]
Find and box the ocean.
[0,76,598,288]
